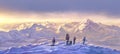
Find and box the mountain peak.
[83,19,99,28]
[79,19,96,25]
[87,19,94,23]
[78,19,97,31]
[84,19,95,25]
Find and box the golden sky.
[0,11,120,26]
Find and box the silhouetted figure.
[51,37,56,46]
[69,41,72,45]
[66,34,70,45]
[73,37,76,45]
[82,37,87,45]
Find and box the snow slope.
[1,43,120,54]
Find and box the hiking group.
[51,33,87,46]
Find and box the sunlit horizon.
[0,11,120,26]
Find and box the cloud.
[0,0,120,17]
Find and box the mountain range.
[0,19,120,51]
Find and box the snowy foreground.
[0,43,120,54]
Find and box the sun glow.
[0,12,81,25]
[0,12,120,26]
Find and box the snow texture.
[1,43,120,54]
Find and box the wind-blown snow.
[1,43,120,54]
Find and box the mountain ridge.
[0,19,120,50]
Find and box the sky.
[0,0,120,25]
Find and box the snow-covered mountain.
[1,43,120,54]
[0,19,120,51]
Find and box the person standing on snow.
[66,34,70,45]
[73,36,76,45]
[52,37,56,46]
[82,37,87,45]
